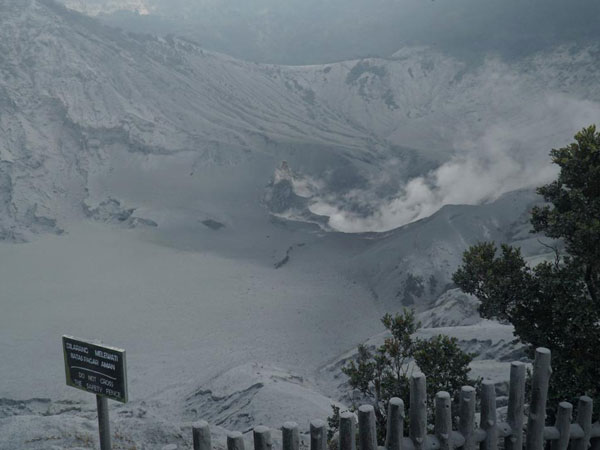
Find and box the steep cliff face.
[2,1,600,239]
[0,1,367,239]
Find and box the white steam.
[309,93,600,233]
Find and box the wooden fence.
[185,348,600,450]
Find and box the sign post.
[62,336,128,450]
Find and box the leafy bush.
[330,310,476,444]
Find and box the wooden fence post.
[506,362,526,450]
[358,405,378,450]
[435,391,453,450]
[254,426,272,450]
[386,397,404,450]
[310,420,327,450]
[282,422,300,450]
[573,396,593,450]
[340,411,356,450]
[459,386,476,450]
[410,373,427,450]
[228,432,245,450]
[526,348,551,450]
[481,381,498,450]
[551,402,572,450]
[193,421,211,450]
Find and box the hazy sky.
[91,0,600,64]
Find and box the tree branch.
[585,263,598,305]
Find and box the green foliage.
[531,125,600,304]
[453,125,600,410]
[413,335,473,403]
[327,405,340,441]
[453,243,532,322]
[332,310,476,445]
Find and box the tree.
[413,335,473,401]
[333,310,476,444]
[453,125,600,411]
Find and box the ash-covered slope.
[285,46,600,151]
[3,0,600,239]
[270,48,600,231]
[0,0,381,240]
[348,188,546,309]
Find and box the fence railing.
[184,348,600,450]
